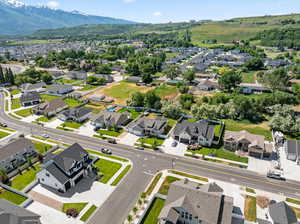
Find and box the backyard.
[117,107,140,120]
[40,94,60,102]
[241,71,257,83]
[63,98,82,108]
[93,159,122,184]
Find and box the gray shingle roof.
[0,138,34,160]
[269,201,298,224]
[34,98,67,114]
[61,107,92,119]
[20,91,40,103]
[93,111,130,127]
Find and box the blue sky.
[21,0,300,23]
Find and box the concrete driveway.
[247,157,272,175]
[118,133,139,146]
[77,121,96,137]
[161,138,187,156]
[44,118,64,128]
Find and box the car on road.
[108,139,117,144]
[42,134,49,138]
[101,148,112,155]
[171,141,178,147]
[267,172,286,181]
[0,123,7,127]
[135,146,144,150]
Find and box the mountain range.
[0,0,136,36]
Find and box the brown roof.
[224,130,265,149]
[35,98,67,114]
[0,138,34,159]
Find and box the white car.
[42,134,49,138]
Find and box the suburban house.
[172,120,215,147]
[93,74,114,83]
[0,138,37,173]
[0,199,41,224]
[91,111,131,129]
[32,98,68,117]
[66,71,87,80]
[190,79,219,93]
[239,83,269,94]
[268,201,298,224]
[20,82,46,93]
[47,84,73,96]
[159,179,243,224]
[127,117,168,137]
[20,91,41,107]
[125,76,142,83]
[284,140,300,165]
[37,143,94,193]
[224,130,272,158]
[58,107,92,123]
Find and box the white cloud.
[47,1,59,8]
[123,0,136,3]
[153,11,162,17]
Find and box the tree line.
[0,65,14,85]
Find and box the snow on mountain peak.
[2,0,26,7]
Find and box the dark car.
[108,139,117,144]
[101,148,112,155]
[0,123,7,127]
[171,141,178,147]
[135,146,144,151]
[267,173,286,181]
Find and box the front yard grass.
[111,165,131,186]
[63,98,82,108]
[158,176,180,195]
[10,164,41,191]
[0,131,10,139]
[0,188,27,205]
[138,137,165,146]
[94,159,122,184]
[140,198,165,224]
[33,141,52,154]
[246,188,256,194]
[97,129,123,137]
[62,122,83,129]
[14,108,32,117]
[146,173,162,195]
[188,147,249,164]
[244,196,257,222]
[80,205,97,222]
[62,203,88,213]
[86,149,128,162]
[11,98,21,110]
[225,119,272,141]
[10,89,21,95]
[36,116,52,122]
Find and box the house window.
[41,178,44,182]
[46,173,50,177]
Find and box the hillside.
[0,0,136,36]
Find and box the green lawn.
[0,127,15,132]
[56,126,74,132]
[153,84,179,98]
[224,119,272,141]
[64,98,82,108]
[0,131,10,139]
[169,171,208,182]
[14,108,32,117]
[117,108,140,120]
[188,147,248,163]
[241,71,256,83]
[286,198,300,205]
[80,205,97,222]
[62,203,88,213]
[244,196,257,222]
[141,198,165,224]
[62,122,83,129]
[138,137,165,146]
[0,188,27,205]
[111,165,131,186]
[41,94,60,102]
[214,123,223,137]
[93,159,122,184]
[158,176,180,195]
[33,141,52,154]
[57,79,79,84]
[166,52,179,59]
[79,85,99,92]
[10,89,21,95]
[97,129,123,137]
[86,149,128,162]
[146,173,162,195]
[11,98,21,110]
[246,188,256,194]
[36,116,52,122]
[10,164,41,191]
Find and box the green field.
[241,71,257,83]
[153,84,179,98]
[0,188,27,205]
[93,159,122,184]
[64,98,82,108]
[11,164,41,191]
[140,198,165,224]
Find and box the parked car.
[171,141,178,147]
[101,148,112,155]
[135,146,144,151]
[267,172,285,181]
[108,139,117,144]
[0,123,7,127]
[42,134,49,138]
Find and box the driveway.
[77,121,96,137]
[118,132,139,146]
[44,118,64,128]
[161,137,187,156]
[278,146,300,181]
[21,114,40,123]
[247,157,273,175]
[27,201,83,224]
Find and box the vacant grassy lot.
[158,176,180,195]
[188,147,249,163]
[64,98,82,108]
[62,203,88,213]
[11,164,41,191]
[11,98,21,110]
[103,81,152,104]
[140,198,165,224]
[94,159,122,184]
[0,188,27,205]
[241,71,257,83]
[80,205,97,222]
[224,119,272,141]
[0,131,10,139]
[153,84,179,99]
[244,196,257,222]
[15,108,32,117]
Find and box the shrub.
[66,208,79,218]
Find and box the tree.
[182,68,195,83]
[161,100,183,119]
[152,140,158,150]
[86,76,105,85]
[163,64,181,80]
[142,73,153,84]
[177,82,189,93]
[127,215,133,223]
[127,92,144,107]
[262,68,289,92]
[0,66,5,84]
[0,168,8,184]
[244,57,264,71]
[144,91,161,109]
[218,70,242,92]
[41,72,53,84]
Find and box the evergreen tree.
[0,66,4,84]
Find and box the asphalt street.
[1,92,300,224]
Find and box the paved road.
[1,92,300,224]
